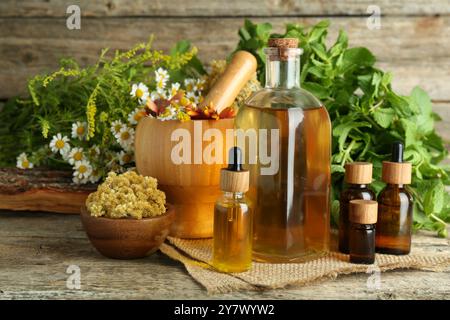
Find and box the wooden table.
[0,211,449,300]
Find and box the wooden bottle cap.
[349,200,378,224]
[382,161,412,184]
[220,169,249,193]
[345,162,373,184]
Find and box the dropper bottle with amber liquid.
[376,142,413,255]
[212,147,252,273]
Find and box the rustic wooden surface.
[0,210,448,300]
[0,1,449,101]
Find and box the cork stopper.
[220,147,249,193]
[267,38,299,61]
[382,142,412,184]
[345,162,373,184]
[349,200,378,224]
[268,38,299,49]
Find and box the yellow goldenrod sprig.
[86,84,100,140]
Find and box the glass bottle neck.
[265,51,301,89]
[348,183,369,189]
[223,191,245,200]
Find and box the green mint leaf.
[341,47,375,72]
[423,180,445,216]
[373,107,396,128]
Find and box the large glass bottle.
[234,38,331,263]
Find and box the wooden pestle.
[199,50,257,114]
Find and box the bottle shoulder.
[245,87,323,110]
[215,193,251,208]
[378,185,413,204]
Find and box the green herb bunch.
[235,20,450,237]
[0,38,205,179]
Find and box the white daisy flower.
[16,153,33,169]
[89,168,102,184]
[88,145,100,159]
[157,88,168,100]
[127,107,146,125]
[115,126,135,151]
[196,78,206,92]
[185,91,199,104]
[169,82,181,98]
[72,160,92,183]
[49,133,70,156]
[67,147,85,165]
[184,78,197,93]
[157,106,177,121]
[130,82,149,103]
[110,120,126,135]
[150,91,160,101]
[73,176,89,185]
[117,150,134,165]
[71,121,87,140]
[155,68,169,90]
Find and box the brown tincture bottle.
[349,200,378,264]
[376,142,413,255]
[339,162,375,254]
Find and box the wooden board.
[0,210,448,299]
[0,168,95,214]
[0,0,449,17]
[0,16,449,100]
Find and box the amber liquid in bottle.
[235,40,331,263]
[376,184,413,255]
[213,192,252,273]
[339,184,375,254]
[349,223,376,264]
[236,105,331,262]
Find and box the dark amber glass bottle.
[349,200,378,264]
[376,142,413,255]
[339,162,375,254]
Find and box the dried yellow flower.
[86,171,166,219]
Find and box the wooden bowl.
[135,117,234,238]
[80,204,175,259]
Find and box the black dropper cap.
[391,141,404,163]
[226,147,243,172]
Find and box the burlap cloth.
[160,237,450,294]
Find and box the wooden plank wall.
[0,0,449,140]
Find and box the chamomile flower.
[71,121,87,140]
[169,82,181,98]
[130,82,149,103]
[127,108,147,125]
[117,150,134,165]
[73,176,88,185]
[72,160,92,184]
[88,145,100,159]
[115,126,135,151]
[158,106,177,121]
[89,168,102,184]
[49,133,70,156]
[155,68,169,90]
[150,91,160,101]
[16,153,33,169]
[67,147,86,165]
[110,120,126,135]
[185,91,199,104]
[184,78,197,93]
[196,78,206,92]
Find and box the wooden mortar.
[135,118,234,238]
